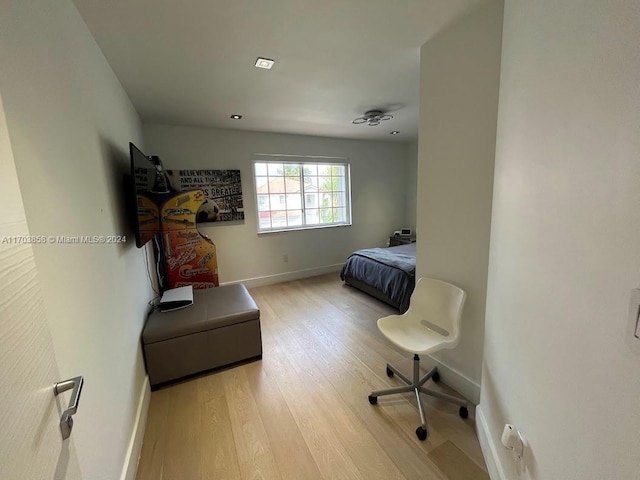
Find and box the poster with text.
[165,169,244,223]
[160,190,219,289]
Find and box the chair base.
[368,354,468,441]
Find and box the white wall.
[0,2,153,479]
[416,0,503,402]
[479,1,640,479]
[143,124,410,285]
[404,140,418,231]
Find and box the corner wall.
[143,124,410,285]
[416,0,503,402]
[404,140,418,231]
[480,1,640,478]
[0,2,153,479]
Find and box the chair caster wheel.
[386,366,394,378]
[416,426,428,441]
[368,395,378,405]
[432,371,440,382]
[459,406,469,419]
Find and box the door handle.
[54,376,84,440]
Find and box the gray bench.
[142,283,262,388]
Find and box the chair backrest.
[407,277,466,343]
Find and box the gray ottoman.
[142,283,262,388]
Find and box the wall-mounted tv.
[129,142,168,248]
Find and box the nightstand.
[389,235,416,247]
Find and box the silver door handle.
[54,376,84,440]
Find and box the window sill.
[257,223,352,235]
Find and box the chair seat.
[377,313,456,355]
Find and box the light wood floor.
[135,274,488,480]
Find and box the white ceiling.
[73,0,481,142]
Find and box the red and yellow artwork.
[160,190,219,289]
[136,194,160,248]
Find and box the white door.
[0,93,83,479]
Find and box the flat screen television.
[129,142,169,248]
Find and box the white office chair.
[368,277,468,441]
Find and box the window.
[253,157,351,233]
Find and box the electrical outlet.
[283,253,289,263]
[501,424,524,457]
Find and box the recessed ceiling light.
[390,131,400,135]
[255,57,275,69]
[230,114,242,119]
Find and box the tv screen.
[129,142,165,248]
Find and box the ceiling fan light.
[352,109,394,126]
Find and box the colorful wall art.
[165,169,244,223]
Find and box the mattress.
[340,243,416,312]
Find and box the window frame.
[253,155,352,234]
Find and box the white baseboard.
[476,405,506,480]
[221,263,344,289]
[425,356,481,404]
[120,377,151,480]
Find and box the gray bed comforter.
[340,243,416,313]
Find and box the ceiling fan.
[352,110,394,126]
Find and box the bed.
[340,243,416,313]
